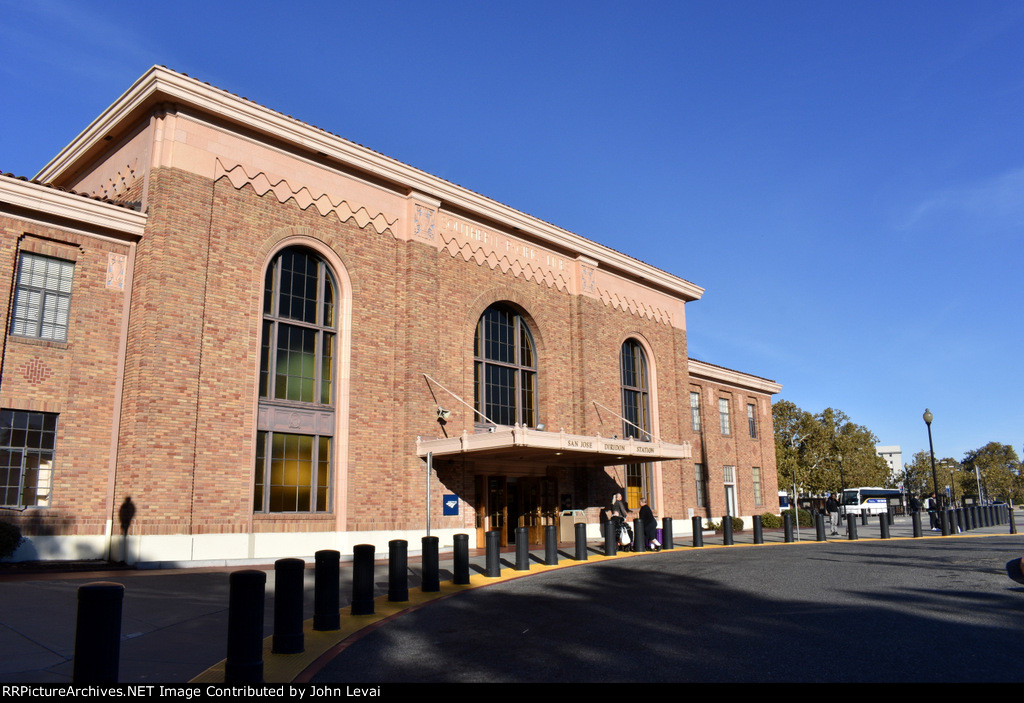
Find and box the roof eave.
[0,174,146,239]
[37,66,704,303]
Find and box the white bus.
[841,487,902,516]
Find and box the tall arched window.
[474,304,537,427]
[620,339,651,441]
[621,339,652,509]
[254,246,337,513]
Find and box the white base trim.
[1,518,745,567]
[3,528,470,567]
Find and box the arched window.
[254,246,337,513]
[474,304,537,427]
[620,339,650,441]
[621,339,652,510]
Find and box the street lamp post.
[923,409,940,506]
[837,451,845,492]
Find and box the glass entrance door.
[476,475,555,547]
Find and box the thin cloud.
[902,168,1024,231]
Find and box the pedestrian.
[639,497,661,550]
[610,493,632,550]
[825,492,840,536]
[927,492,939,530]
[612,492,630,520]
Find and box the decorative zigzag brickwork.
[437,229,572,293]
[214,160,398,236]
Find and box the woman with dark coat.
[639,498,661,550]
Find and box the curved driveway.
[312,536,1024,683]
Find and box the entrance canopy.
[416,426,691,468]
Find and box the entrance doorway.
[625,463,653,511]
[475,475,555,547]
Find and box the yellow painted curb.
[190,531,1020,683]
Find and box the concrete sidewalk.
[0,508,1018,683]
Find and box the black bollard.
[421,536,440,592]
[545,524,559,565]
[912,510,922,537]
[633,518,645,552]
[847,513,858,540]
[514,527,530,570]
[388,540,409,602]
[351,544,375,615]
[574,521,588,560]
[273,558,305,654]
[753,515,764,544]
[1010,507,1018,535]
[453,533,470,585]
[957,509,966,534]
[940,510,950,536]
[485,529,501,576]
[722,516,734,545]
[314,550,340,631]
[887,507,894,526]
[815,513,826,542]
[783,512,793,543]
[879,514,890,539]
[72,582,124,684]
[692,516,704,547]
[225,570,265,684]
[604,520,617,556]
[860,512,868,526]
[663,517,674,550]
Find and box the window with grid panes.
[474,304,537,427]
[254,247,337,513]
[621,339,653,508]
[0,410,57,508]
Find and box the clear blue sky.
[2,1,1022,466]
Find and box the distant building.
[876,445,903,486]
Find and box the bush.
[0,521,23,559]
[781,507,814,528]
[705,516,745,533]
[760,512,783,529]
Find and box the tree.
[772,401,889,497]
[904,452,968,505]
[961,442,1022,504]
[903,451,933,499]
[772,400,814,490]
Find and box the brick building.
[0,67,780,565]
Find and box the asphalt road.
[312,536,1024,683]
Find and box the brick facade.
[0,67,780,564]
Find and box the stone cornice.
[688,359,782,395]
[37,66,703,303]
[0,174,146,239]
